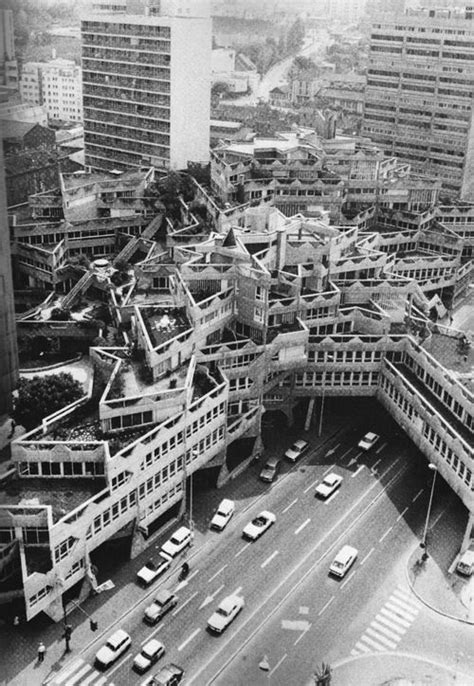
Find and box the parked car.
[144,589,178,625]
[210,499,235,531]
[160,526,193,558]
[456,550,474,576]
[358,432,380,451]
[284,439,309,462]
[142,663,185,686]
[259,456,281,483]
[136,553,172,587]
[242,511,276,540]
[133,639,165,673]
[207,594,245,633]
[315,473,343,499]
[95,629,131,669]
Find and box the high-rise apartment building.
[0,146,18,414]
[81,0,211,172]
[20,58,83,124]
[362,6,474,200]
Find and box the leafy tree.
[50,307,71,321]
[14,372,83,429]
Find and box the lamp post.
[318,353,334,437]
[421,463,438,551]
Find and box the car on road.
[133,639,166,673]
[95,628,131,669]
[456,549,474,576]
[142,663,185,686]
[136,552,172,587]
[358,432,380,451]
[259,456,281,483]
[284,439,309,462]
[315,473,343,499]
[207,594,245,633]
[160,526,193,558]
[242,510,276,540]
[329,545,358,578]
[144,589,178,625]
[210,498,235,531]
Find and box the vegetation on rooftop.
[14,372,83,430]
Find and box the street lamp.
[318,353,334,437]
[421,463,438,551]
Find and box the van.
[456,550,474,576]
[329,545,358,578]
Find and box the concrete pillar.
[304,398,315,431]
[461,511,474,553]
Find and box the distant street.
[221,29,332,107]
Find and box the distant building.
[82,0,212,172]
[0,146,18,414]
[0,88,48,125]
[268,86,290,107]
[20,58,83,124]
[0,9,18,88]
[212,47,258,94]
[362,5,474,200]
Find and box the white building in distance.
[20,57,83,124]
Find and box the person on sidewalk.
[38,642,46,663]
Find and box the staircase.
[113,213,163,266]
[61,271,93,310]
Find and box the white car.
[284,439,309,462]
[207,594,244,633]
[242,510,276,540]
[133,638,165,673]
[315,473,343,499]
[358,432,380,451]
[210,499,235,531]
[160,526,193,558]
[95,629,131,669]
[136,553,172,586]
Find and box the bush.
[14,372,83,429]
[50,307,71,321]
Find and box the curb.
[405,545,474,626]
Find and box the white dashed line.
[178,627,201,652]
[295,518,311,535]
[261,550,279,569]
[172,591,198,616]
[235,543,250,558]
[379,525,393,542]
[412,488,423,503]
[208,564,227,583]
[396,506,409,522]
[360,547,374,565]
[268,653,287,678]
[318,596,335,616]
[282,498,298,513]
[341,570,356,589]
[352,464,364,478]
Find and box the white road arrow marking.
[199,583,225,610]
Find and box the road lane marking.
[295,518,311,535]
[281,619,310,631]
[323,464,335,476]
[64,664,90,686]
[178,627,201,652]
[268,653,287,678]
[199,584,225,610]
[230,586,243,597]
[303,465,334,494]
[365,627,397,650]
[108,653,132,677]
[93,679,107,686]
[172,591,198,616]
[208,564,227,583]
[282,498,298,513]
[412,488,423,502]
[396,506,409,522]
[379,525,393,542]
[141,625,162,645]
[352,465,364,478]
[341,570,356,589]
[375,441,387,455]
[341,447,352,461]
[294,623,312,646]
[261,550,279,569]
[235,543,250,558]
[373,458,381,469]
[54,659,84,684]
[324,490,340,505]
[360,547,374,565]
[318,596,335,616]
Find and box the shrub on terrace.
[14,372,83,429]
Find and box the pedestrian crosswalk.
[350,586,420,656]
[49,657,116,686]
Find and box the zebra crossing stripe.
[359,634,388,651]
[65,664,91,686]
[93,678,108,686]
[354,642,372,654]
[370,619,402,643]
[78,670,100,686]
[365,627,398,650]
[383,603,413,627]
[392,590,420,613]
[375,612,406,635]
[53,659,85,685]
[393,587,419,606]
[386,596,417,620]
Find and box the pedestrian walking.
[38,642,46,663]
[13,615,20,626]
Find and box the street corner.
[406,545,474,623]
[331,652,458,686]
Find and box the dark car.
[259,456,281,483]
[144,589,178,625]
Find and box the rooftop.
[141,307,192,350]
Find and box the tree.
[50,307,71,321]
[14,372,83,429]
